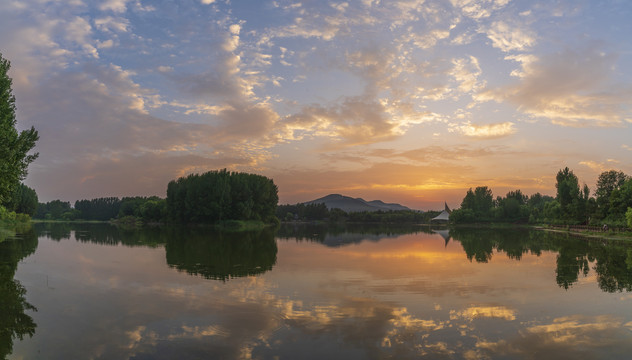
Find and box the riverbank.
[536,225,632,241]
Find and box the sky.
[1,0,631,210]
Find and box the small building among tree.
[431,202,451,223]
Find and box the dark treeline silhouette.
[35,196,167,223]
[167,169,278,224]
[449,227,632,292]
[451,167,632,227]
[33,170,278,225]
[276,202,441,224]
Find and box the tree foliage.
[166,169,278,224]
[595,170,628,217]
[452,168,632,227]
[0,53,38,204]
[4,183,38,216]
[459,186,493,220]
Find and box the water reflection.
[448,227,632,292]
[37,222,167,247]
[30,223,632,292]
[35,223,279,281]
[276,223,433,247]
[6,223,632,359]
[0,227,38,358]
[165,227,277,281]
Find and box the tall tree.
[555,167,581,221]
[0,53,39,204]
[594,170,629,219]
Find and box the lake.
[3,223,632,359]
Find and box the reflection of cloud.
[450,305,516,321]
[474,315,632,359]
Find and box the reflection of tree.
[555,241,590,290]
[450,227,632,292]
[165,227,277,281]
[34,222,168,247]
[276,223,431,247]
[0,227,38,358]
[593,246,632,292]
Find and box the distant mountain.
[304,194,413,213]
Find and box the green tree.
[166,170,277,224]
[595,170,628,219]
[626,207,632,228]
[609,179,632,223]
[555,167,590,223]
[0,53,39,204]
[6,183,38,216]
[457,186,493,221]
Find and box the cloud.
[453,121,516,138]
[94,16,130,33]
[579,160,606,173]
[480,43,632,127]
[451,56,483,93]
[483,21,536,52]
[18,63,276,202]
[280,96,401,145]
[450,0,511,20]
[99,0,131,13]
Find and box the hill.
[304,194,413,213]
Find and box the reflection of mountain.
[450,227,632,292]
[276,223,432,247]
[165,228,277,281]
[0,227,38,358]
[305,194,412,212]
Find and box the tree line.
[34,196,167,223]
[32,169,280,225]
[276,202,441,224]
[451,167,632,227]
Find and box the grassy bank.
[536,225,632,241]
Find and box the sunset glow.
[2,0,631,209]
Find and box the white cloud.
[453,121,516,139]
[99,0,130,13]
[94,16,130,33]
[451,56,483,93]
[480,44,632,127]
[484,21,536,52]
[451,0,510,20]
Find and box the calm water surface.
[3,223,632,359]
